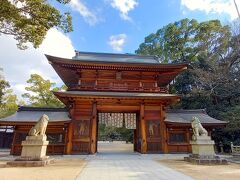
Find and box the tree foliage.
[136,18,240,148]
[0,79,10,104]
[0,80,18,118]
[22,74,66,107]
[212,105,240,151]
[136,18,230,63]
[98,124,133,142]
[0,0,72,49]
[193,20,240,107]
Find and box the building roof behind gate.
[0,106,71,124]
[0,107,226,126]
[165,109,227,126]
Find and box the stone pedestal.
[20,135,49,160]
[7,135,54,167]
[184,136,227,165]
[191,136,215,156]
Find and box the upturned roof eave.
[53,91,180,108]
[164,121,227,125]
[53,91,181,99]
[0,120,71,125]
[46,54,188,69]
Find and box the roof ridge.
[46,54,188,66]
[18,106,67,112]
[73,50,159,59]
[167,109,206,113]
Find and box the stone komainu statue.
[28,114,49,136]
[191,116,208,140]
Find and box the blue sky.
[0,0,239,100]
[59,0,239,53]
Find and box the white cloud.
[181,0,239,20]
[69,0,99,25]
[108,0,138,21]
[108,34,127,52]
[0,29,75,101]
[40,28,75,58]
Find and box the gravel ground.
[159,159,240,180]
[0,158,86,180]
[1,144,239,180]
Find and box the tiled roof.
[165,109,227,125]
[72,51,161,64]
[46,54,187,88]
[0,107,226,125]
[0,106,71,123]
[54,91,179,98]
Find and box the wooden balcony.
[71,79,168,93]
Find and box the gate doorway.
[97,112,140,154]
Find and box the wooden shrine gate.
[47,52,187,155]
[66,101,166,154]
[97,112,138,152]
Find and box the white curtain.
[98,113,136,129]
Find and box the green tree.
[136,18,230,63]
[22,74,66,107]
[0,79,10,104]
[211,105,240,151]
[98,124,133,142]
[221,106,240,130]
[0,80,18,118]
[0,0,72,49]
[136,18,232,97]
[0,89,18,118]
[193,20,240,107]
[136,18,240,148]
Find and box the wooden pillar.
[186,128,191,152]
[66,122,73,154]
[140,103,147,153]
[10,126,17,155]
[90,101,97,154]
[161,104,168,153]
[133,129,137,151]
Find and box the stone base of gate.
[184,154,228,165]
[7,157,54,167]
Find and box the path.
[0,149,10,157]
[77,153,193,180]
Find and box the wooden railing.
[231,142,240,155]
[72,79,168,93]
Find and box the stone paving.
[77,152,193,180]
[1,143,193,180]
[1,143,237,180]
[0,149,10,157]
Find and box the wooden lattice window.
[47,133,65,144]
[15,132,27,144]
[169,133,186,143]
[72,142,89,153]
